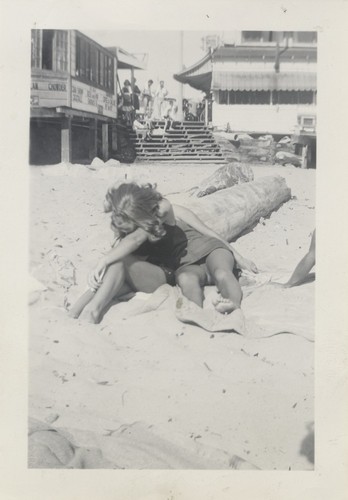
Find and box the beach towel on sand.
[117,275,314,342]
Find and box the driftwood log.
[189,164,254,198]
[186,175,291,241]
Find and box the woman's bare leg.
[206,248,242,314]
[175,265,207,307]
[285,229,316,287]
[125,256,167,293]
[79,261,130,323]
[68,289,96,319]
[72,255,167,323]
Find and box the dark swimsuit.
[135,220,239,285]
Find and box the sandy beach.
[29,161,315,470]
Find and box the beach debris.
[240,348,250,356]
[63,295,71,311]
[235,133,253,141]
[28,275,47,305]
[186,176,291,242]
[45,413,59,424]
[275,151,302,167]
[203,362,212,372]
[188,163,254,198]
[105,158,121,168]
[53,370,69,383]
[278,135,292,144]
[189,433,202,440]
[47,250,76,289]
[259,134,274,142]
[229,455,260,470]
[121,390,128,406]
[90,157,105,168]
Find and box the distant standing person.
[141,79,154,118]
[132,78,141,113]
[152,80,168,119]
[119,85,134,127]
[123,79,132,95]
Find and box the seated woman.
[68,182,257,323]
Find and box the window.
[75,35,114,91]
[31,30,42,68]
[242,31,263,42]
[98,53,105,87]
[55,31,68,72]
[90,45,97,83]
[219,90,228,104]
[33,29,68,72]
[219,90,271,105]
[295,32,317,44]
[272,90,315,105]
[42,30,54,70]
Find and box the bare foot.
[212,296,239,314]
[175,296,245,334]
[79,306,101,324]
[67,290,96,319]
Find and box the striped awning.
[174,52,213,93]
[212,71,316,91]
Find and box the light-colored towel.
[122,276,314,342]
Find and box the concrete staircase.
[129,121,227,163]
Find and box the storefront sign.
[30,77,69,107]
[71,79,116,118]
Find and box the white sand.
[29,162,315,470]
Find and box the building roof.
[174,44,317,93]
[106,47,148,70]
[213,44,317,63]
[173,52,212,93]
[212,71,316,91]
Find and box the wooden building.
[30,30,146,164]
[174,31,317,137]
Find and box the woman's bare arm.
[104,228,148,266]
[89,228,148,289]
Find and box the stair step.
[136,158,227,163]
[128,120,227,162]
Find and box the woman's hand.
[234,254,258,273]
[87,259,107,291]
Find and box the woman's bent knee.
[213,268,233,284]
[176,271,199,289]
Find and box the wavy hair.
[104,182,166,238]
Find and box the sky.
[83,30,233,101]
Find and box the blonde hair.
[104,182,166,238]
